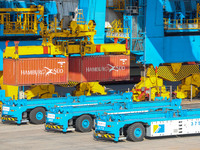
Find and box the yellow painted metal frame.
[73,82,107,96]
[175,73,200,99]
[3,46,44,59]
[164,18,200,30]
[25,85,56,99]
[113,0,125,11]
[76,9,86,24]
[132,76,170,101]
[0,71,18,101]
[97,43,129,55]
[0,5,44,35]
[2,9,130,57]
[106,19,130,39]
[164,3,200,30]
[3,42,129,59]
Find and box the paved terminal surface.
[0,120,200,150]
[1,84,200,150]
[1,101,200,150]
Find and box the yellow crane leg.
[25,85,57,100]
[73,82,107,96]
[0,72,19,111]
[176,84,198,99]
[132,76,170,102]
[146,63,200,99]
[147,63,199,82]
[175,73,200,99]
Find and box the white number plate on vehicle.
[2,106,10,112]
[47,113,55,119]
[97,121,106,127]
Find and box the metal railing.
[164,18,200,30]
[0,14,4,24]
[113,0,125,10]
[106,28,130,39]
[4,21,36,34]
[76,9,86,25]
[107,0,125,10]
[1,13,39,34]
[0,13,10,24]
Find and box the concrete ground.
[1,84,200,150]
[0,120,200,150]
[1,101,200,150]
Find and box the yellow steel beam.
[4,42,129,58]
[0,5,44,14]
[97,44,129,54]
[4,46,44,59]
[0,8,38,12]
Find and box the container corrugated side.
[69,55,130,82]
[3,57,68,85]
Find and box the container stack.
[3,54,130,86]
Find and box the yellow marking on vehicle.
[94,132,114,139]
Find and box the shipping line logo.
[86,64,126,72]
[20,62,65,76]
[153,124,165,133]
[86,59,128,73]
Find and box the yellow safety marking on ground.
[148,65,199,81]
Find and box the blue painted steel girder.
[145,0,200,66]
[79,0,106,44]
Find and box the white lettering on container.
[86,64,126,73]
[21,67,64,76]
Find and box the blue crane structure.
[105,0,200,66]
[128,0,200,66]
[1,0,200,68]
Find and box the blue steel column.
[131,0,145,63]
[79,0,106,44]
[145,0,200,66]
[145,0,165,67]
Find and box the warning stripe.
[45,124,63,129]
[1,117,16,121]
[94,133,114,139]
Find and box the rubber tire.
[75,115,93,132]
[127,123,145,142]
[29,107,46,124]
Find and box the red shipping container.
[69,55,130,82]
[3,57,68,86]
